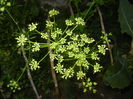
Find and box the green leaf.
[118,0,133,37]
[103,57,132,89]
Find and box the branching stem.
[96,5,114,65]
[68,1,74,16]
[47,31,61,99]
[21,46,42,99]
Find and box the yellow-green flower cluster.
[7,80,21,92]
[101,33,111,43]
[45,10,108,93]
[66,29,72,36]
[91,52,99,60]
[61,68,74,79]
[93,63,102,73]
[75,52,89,67]
[49,9,59,17]
[84,47,90,54]
[65,19,74,26]
[28,23,38,31]
[50,42,58,49]
[54,63,64,74]
[41,33,48,39]
[80,34,94,43]
[51,28,62,40]
[70,35,79,41]
[46,21,54,29]
[0,0,11,12]
[56,54,64,62]
[32,42,40,52]
[16,34,27,46]
[75,17,85,26]
[65,17,85,26]
[98,45,107,55]
[21,9,110,93]
[50,54,57,60]
[29,59,40,70]
[77,71,86,80]
[83,78,97,93]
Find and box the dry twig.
[21,46,42,99]
[96,5,114,65]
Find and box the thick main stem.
[96,5,114,65]
[68,1,74,16]
[47,37,61,99]
[21,46,42,99]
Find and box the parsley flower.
[77,71,85,80]
[62,68,74,79]
[41,33,48,39]
[46,21,54,29]
[29,59,40,70]
[80,34,88,43]
[88,38,95,44]
[93,63,102,73]
[98,45,107,55]
[7,80,21,92]
[16,34,27,46]
[28,23,38,31]
[56,54,64,62]
[54,63,64,74]
[84,47,90,54]
[32,42,40,52]
[50,54,57,60]
[49,9,59,17]
[75,17,85,26]
[51,28,62,39]
[91,52,99,60]
[55,28,62,35]
[66,29,72,36]
[65,19,74,26]
[50,42,58,49]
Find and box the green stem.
[28,40,50,47]
[91,39,103,51]
[63,26,68,34]
[83,2,95,20]
[63,58,77,61]
[92,39,102,47]
[38,51,50,64]
[35,30,42,34]
[89,63,94,67]
[72,25,78,31]
[35,30,54,42]
[72,60,78,69]
[95,3,114,65]
[16,66,26,82]
[62,25,78,39]
[60,26,68,38]
[6,9,21,32]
